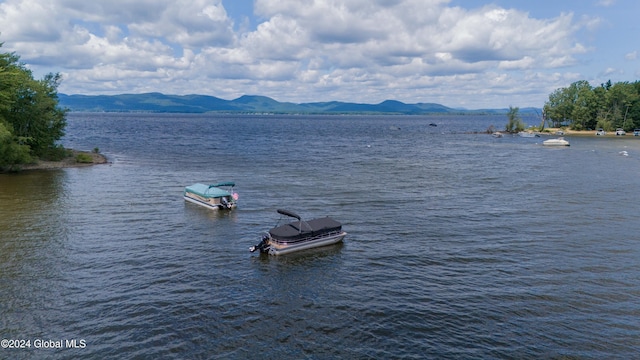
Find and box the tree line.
[0,43,67,170]
[543,79,640,131]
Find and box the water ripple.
[2,114,640,359]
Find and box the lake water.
[1,113,640,359]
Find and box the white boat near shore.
[543,137,570,146]
[518,131,541,138]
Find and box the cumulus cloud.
[0,0,597,108]
[602,67,619,76]
[596,0,616,7]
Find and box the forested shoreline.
[0,44,67,171]
[543,80,640,131]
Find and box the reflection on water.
[0,170,72,352]
[1,113,640,359]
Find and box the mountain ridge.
[58,93,541,115]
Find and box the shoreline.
[3,149,109,173]
[540,128,637,137]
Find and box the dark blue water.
[1,113,640,359]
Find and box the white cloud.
[596,0,616,7]
[128,0,235,48]
[498,56,536,70]
[0,1,63,41]
[0,0,598,108]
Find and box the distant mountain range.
[58,92,540,115]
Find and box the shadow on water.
[0,170,68,257]
[0,170,71,342]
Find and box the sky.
[1,0,638,109]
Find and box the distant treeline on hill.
[58,93,541,115]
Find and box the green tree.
[9,72,67,158]
[544,80,592,128]
[592,85,609,129]
[629,81,640,129]
[505,106,525,133]
[544,79,640,131]
[604,82,637,131]
[0,43,67,167]
[544,87,572,127]
[0,121,31,170]
[0,48,30,169]
[569,80,595,130]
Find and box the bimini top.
[212,181,235,188]
[269,210,342,242]
[184,183,233,198]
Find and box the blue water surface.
[1,113,640,359]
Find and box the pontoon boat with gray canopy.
[250,209,347,255]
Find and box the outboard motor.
[249,234,270,253]
[220,196,232,209]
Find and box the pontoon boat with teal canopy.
[183,182,238,210]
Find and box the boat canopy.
[212,181,235,188]
[184,183,231,198]
[270,216,342,241]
